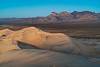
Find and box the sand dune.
[0,27,99,57]
[0,27,73,53]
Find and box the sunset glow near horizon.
[0,0,99,18]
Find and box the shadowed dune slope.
[0,49,100,67]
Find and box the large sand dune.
[0,27,73,53]
[0,27,99,57]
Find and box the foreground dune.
[0,49,100,67]
[0,27,73,53]
[0,27,100,57]
[12,27,75,53]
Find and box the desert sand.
[0,27,100,67]
[0,49,100,67]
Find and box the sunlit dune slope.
[0,29,19,53]
[9,27,74,52]
[0,27,73,53]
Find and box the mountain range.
[0,11,100,25]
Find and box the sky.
[0,0,100,18]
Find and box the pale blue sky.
[0,0,99,18]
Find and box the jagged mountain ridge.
[0,11,100,25]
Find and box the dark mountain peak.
[49,12,58,17]
[59,11,72,17]
[81,11,95,14]
[71,11,98,20]
[71,11,95,15]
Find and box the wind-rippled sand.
[0,49,100,67]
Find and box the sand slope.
[0,29,19,53]
[0,49,100,67]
